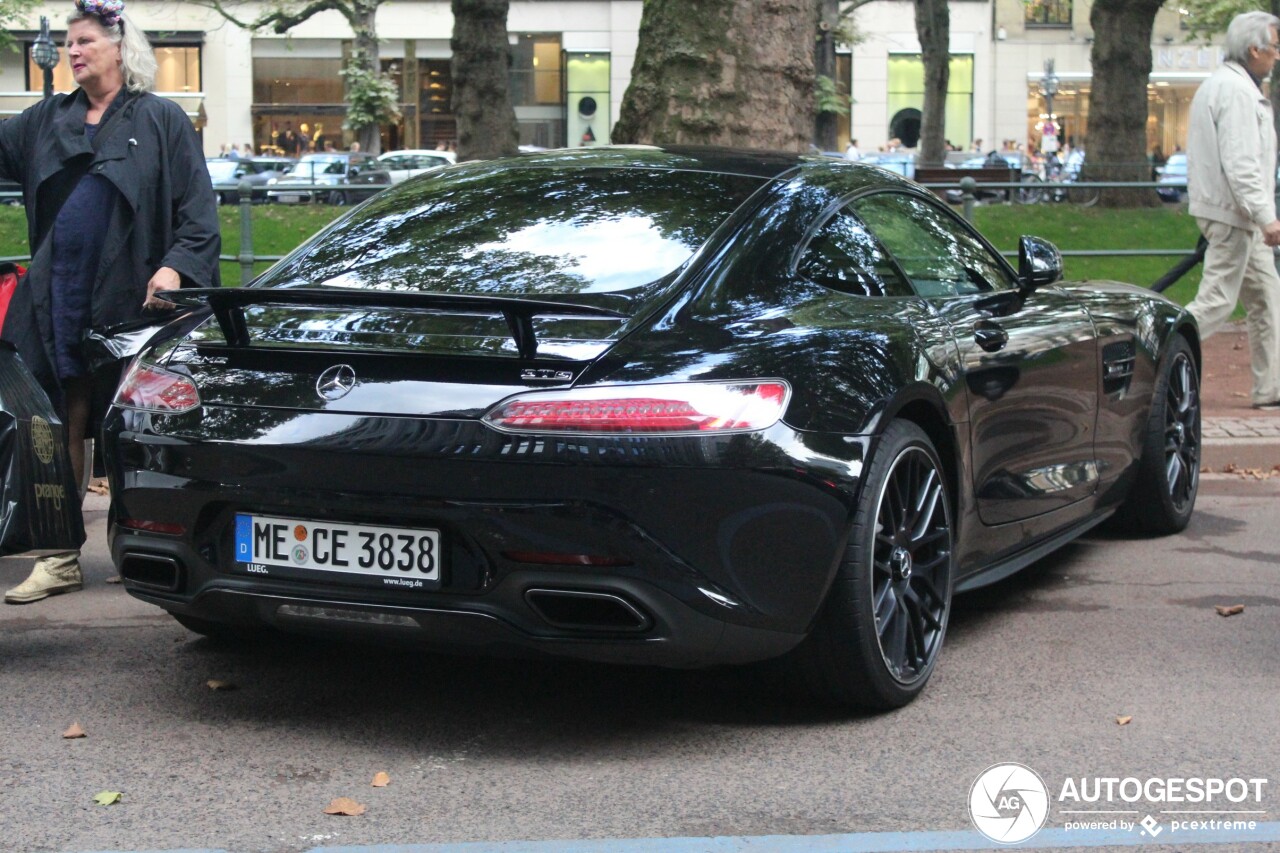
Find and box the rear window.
[258,165,769,300]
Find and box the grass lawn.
[0,200,1215,309]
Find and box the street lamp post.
[31,17,59,100]
[1040,58,1059,134]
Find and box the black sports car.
[102,146,1200,709]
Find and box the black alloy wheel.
[1115,336,1200,534]
[796,420,954,709]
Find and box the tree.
[1088,0,1167,207]
[201,0,401,154]
[814,0,845,152]
[913,0,949,165]
[0,0,39,51]
[612,0,818,151]
[451,0,519,160]
[1181,0,1280,136]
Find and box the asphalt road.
[1,478,1278,853]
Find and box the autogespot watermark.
[968,764,1270,843]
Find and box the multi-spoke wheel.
[1114,336,1200,534]
[796,420,954,709]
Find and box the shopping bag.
[0,341,86,556]
[0,262,24,334]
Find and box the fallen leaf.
[87,481,110,495]
[371,771,390,787]
[1116,715,1133,726]
[62,723,86,739]
[1215,604,1245,617]
[104,575,122,584]
[324,797,367,816]
[206,679,236,691]
[93,791,122,806]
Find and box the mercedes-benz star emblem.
[316,364,358,401]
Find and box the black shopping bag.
[0,342,86,556]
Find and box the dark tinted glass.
[852,192,1014,297]
[798,206,912,297]
[260,165,768,300]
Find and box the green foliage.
[1178,0,1259,40]
[0,0,40,51]
[815,74,850,116]
[339,51,402,132]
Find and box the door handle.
[974,322,1009,352]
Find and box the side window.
[852,192,1016,297]
[797,205,913,298]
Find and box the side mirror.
[1017,235,1063,291]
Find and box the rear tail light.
[114,360,201,414]
[483,380,789,435]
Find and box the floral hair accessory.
[75,0,124,28]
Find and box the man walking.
[1187,10,1280,408]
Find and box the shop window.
[253,57,345,104]
[1025,0,1072,28]
[886,55,974,150]
[510,34,563,107]
[29,41,201,93]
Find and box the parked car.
[376,149,455,184]
[1157,153,1188,202]
[265,153,392,204]
[103,146,1200,709]
[206,157,295,204]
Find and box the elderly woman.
[0,0,220,603]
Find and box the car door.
[851,191,1099,526]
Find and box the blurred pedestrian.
[0,0,221,603]
[1186,10,1280,408]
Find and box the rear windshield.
[258,165,769,302]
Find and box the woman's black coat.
[0,88,221,405]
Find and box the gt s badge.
[521,368,575,382]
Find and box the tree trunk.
[814,0,840,151]
[354,1,381,155]
[451,0,519,161]
[613,0,817,151]
[1088,0,1164,207]
[914,0,949,167]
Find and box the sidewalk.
[1198,321,1280,473]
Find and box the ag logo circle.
[969,763,1050,844]
[31,416,55,465]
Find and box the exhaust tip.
[525,588,651,633]
[119,553,182,592]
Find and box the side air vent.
[1102,340,1136,396]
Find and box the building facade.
[0,0,1223,159]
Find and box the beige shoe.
[4,551,83,604]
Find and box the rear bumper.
[104,408,866,667]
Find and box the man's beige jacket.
[1187,60,1278,231]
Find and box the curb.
[1201,417,1280,472]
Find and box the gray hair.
[1225,10,1280,65]
[65,9,156,93]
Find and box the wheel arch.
[879,390,962,519]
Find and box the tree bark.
[352,0,382,154]
[814,0,840,151]
[914,0,949,166]
[1088,0,1164,207]
[613,0,817,151]
[451,0,519,161]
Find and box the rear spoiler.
[161,287,627,359]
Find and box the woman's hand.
[144,266,181,310]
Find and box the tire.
[328,191,347,205]
[217,192,230,206]
[795,420,955,709]
[1016,174,1044,205]
[172,612,265,644]
[1067,183,1099,206]
[1114,336,1200,534]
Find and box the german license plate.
[234,514,440,587]
[276,193,304,204]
